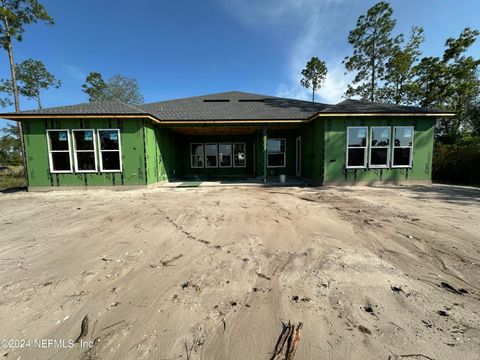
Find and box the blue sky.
[1,0,479,129]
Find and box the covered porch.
[154,123,309,183]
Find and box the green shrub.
[433,135,480,185]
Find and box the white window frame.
[267,138,286,168]
[392,126,414,168]
[219,142,232,168]
[346,126,368,169]
[204,143,218,168]
[97,129,122,172]
[190,143,204,168]
[73,129,97,173]
[233,142,247,168]
[369,126,391,169]
[46,129,73,173]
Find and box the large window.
[392,126,414,168]
[73,130,97,172]
[346,127,367,168]
[98,129,122,172]
[233,142,246,168]
[191,143,204,168]
[205,143,218,168]
[219,143,232,168]
[267,139,286,168]
[369,127,390,168]
[47,130,72,173]
[190,142,247,169]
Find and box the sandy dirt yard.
[0,184,479,360]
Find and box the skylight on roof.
[203,99,230,102]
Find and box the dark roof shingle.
[14,100,146,115]
[322,99,442,114]
[139,91,329,120]
[1,91,452,121]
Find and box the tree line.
[301,1,480,140]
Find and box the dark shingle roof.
[139,91,330,120]
[13,100,145,115]
[1,91,453,121]
[322,99,442,114]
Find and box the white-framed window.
[73,129,97,172]
[46,129,73,173]
[346,127,367,169]
[369,126,391,168]
[205,143,218,168]
[97,129,122,172]
[233,142,246,168]
[267,138,286,168]
[190,143,204,168]
[392,126,414,168]
[219,143,232,168]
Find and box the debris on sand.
[291,296,311,303]
[357,325,372,335]
[440,281,468,295]
[181,281,201,292]
[74,315,89,343]
[390,285,410,297]
[391,286,403,293]
[150,254,184,268]
[363,306,374,314]
[421,319,433,328]
[270,321,303,360]
[437,310,450,317]
[398,353,435,360]
[257,272,271,281]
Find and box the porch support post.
[263,126,267,183]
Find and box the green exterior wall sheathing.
[22,118,147,188]
[323,117,434,184]
[145,125,182,183]
[299,119,324,182]
[20,116,436,188]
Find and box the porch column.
[263,126,267,183]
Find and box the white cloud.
[317,64,352,103]
[219,0,357,104]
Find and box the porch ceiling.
[168,125,299,135]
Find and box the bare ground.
[0,184,479,360]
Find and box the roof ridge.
[142,91,332,107]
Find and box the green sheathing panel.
[145,125,182,183]
[299,119,324,182]
[181,134,255,177]
[323,117,435,184]
[144,123,157,184]
[22,118,147,187]
[255,128,298,177]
